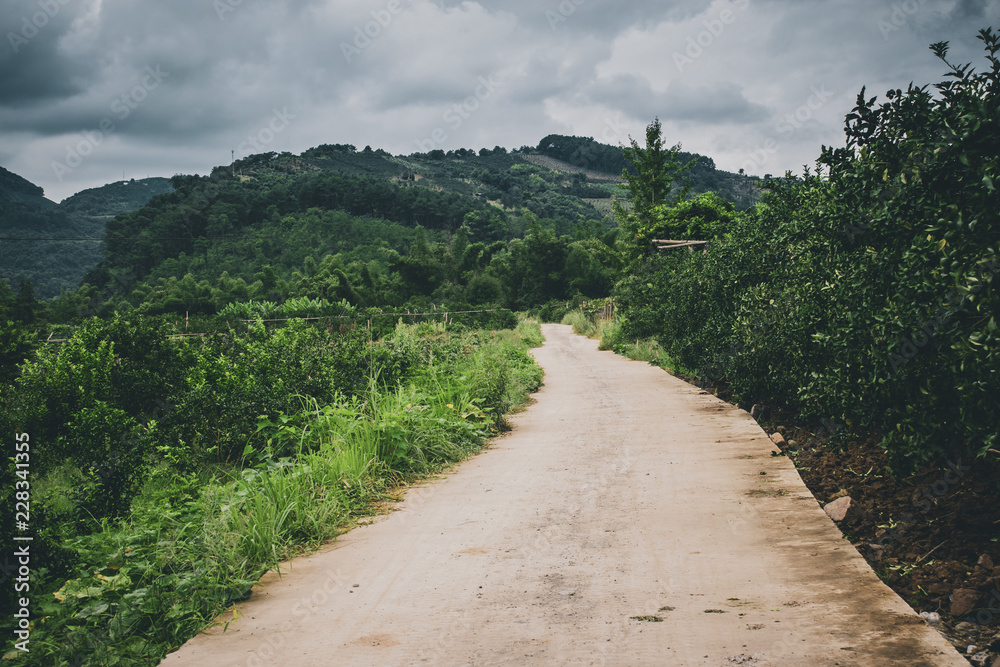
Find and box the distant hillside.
[536,134,760,210]
[61,177,175,220]
[0,165,51,207]
[521,154,625,184]
[0,171,175,298]
[4,135,760,301]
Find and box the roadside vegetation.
[0,313,542,664]
[556,31,1000,659]
[610,32,1000,468]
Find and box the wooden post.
[652,240,709,251]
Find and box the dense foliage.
[0,313,543,664]
[29,156,621,319]
[614,31,1000,466]
[0,172,173,299]
[2,134,759,304]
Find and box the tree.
[615,118,695,226]
[0,319,34,385]
[0,279,14,320]
[13,280,38,324]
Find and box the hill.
[0,171,176,299]
[0,164,53,207]
[0,165,98,299]
[5,136,760,305]
[536,134,760,210]
[60,177,175,221]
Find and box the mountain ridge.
[1,135,759,300]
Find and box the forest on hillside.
[1,134,757,307]
[0,176,174,300]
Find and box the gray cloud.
[0,0,996,201]
[581,74,770,124]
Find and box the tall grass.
[27,319,545,666]
[595,318,620,351]
[560,307,691,375]
[560,310,596,336]
[515,317,545,348]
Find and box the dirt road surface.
[161,324,966,666]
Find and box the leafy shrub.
[12,316,544,665]
[615,31,1000,466]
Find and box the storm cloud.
[1,0,997,201]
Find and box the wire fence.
[40,308,514,343]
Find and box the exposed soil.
[681,376,1000,666]
[521,154,626,183]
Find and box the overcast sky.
[1,0,997,202]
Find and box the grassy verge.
[12,320,544,666]
[561,307,692,375]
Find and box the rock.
[919,611,941,626]
[991,655,1000,667]
[926,582,951,595]
[787,439,799,447]
[978,554,995,571]
[955,621,974,632]
[777,426,786,433]
[770,433,786,446]
[750,404,762,418]
[951,589,983,617]
[830,489,850,501]
[970,652,989,667]
[823,496,854,522]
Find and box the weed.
[13,318,545,665]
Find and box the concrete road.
[162,324,965,666]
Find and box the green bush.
[614,31,1000,466]
[9,315,545,665]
